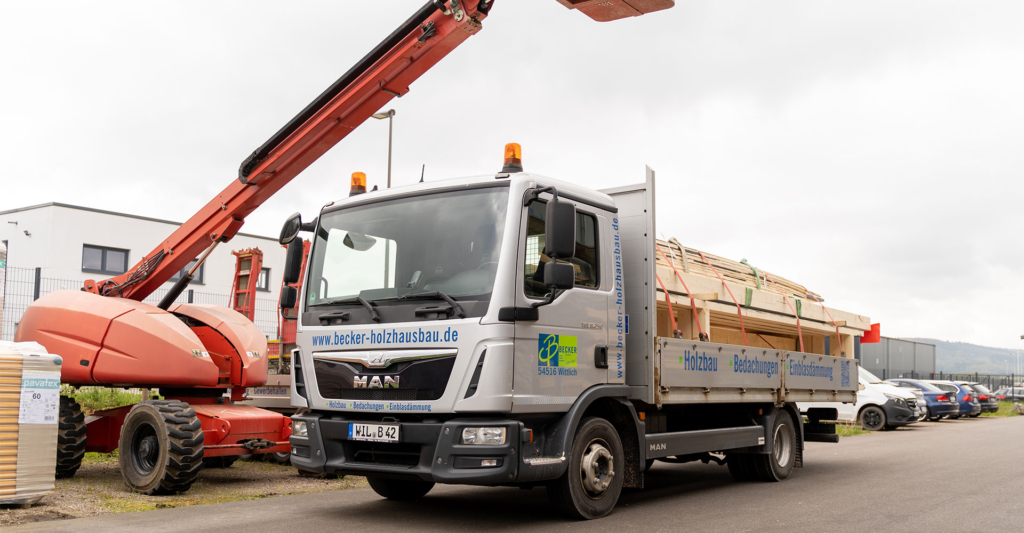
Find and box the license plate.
[348,423,400,443]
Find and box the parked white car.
[801,368,921,431]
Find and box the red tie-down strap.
[806,291,841,355]
[655,274,682,339]
[656,244,706,341]
[696,250,747,346]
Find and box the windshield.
[306,187,509,309]
[860,368,885,384]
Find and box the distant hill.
[906,338,1022,375]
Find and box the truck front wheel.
[367,476,434,501]
[547,417,624,520]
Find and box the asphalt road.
[13,416,1024,533]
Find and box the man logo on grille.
[353,375,399,388]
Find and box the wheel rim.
[131,422,160,474]
[863,410,882,430]
[773,422,793,468]
[579,439,615,500]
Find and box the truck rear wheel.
[119,400,204,495]
[547,417,624,520]
[751,411,796,481]
[55,396,87,479]
[367,476,434,501]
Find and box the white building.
[0,202,284,340]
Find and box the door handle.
[594,345,608,369]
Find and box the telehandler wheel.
[55,396,87,479]
[750,410,796,482]
[367,476,434,501]
[119,400,204,495]
[547,417,624,520]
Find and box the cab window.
[523,200,599,298]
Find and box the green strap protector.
[795,298,802,317]
[744,287,753,308]
[740,258,762,290]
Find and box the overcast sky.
[1,1,1021,349]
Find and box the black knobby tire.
[547,417,625,520]
[859,406,886,431]
[118,400,204,495]
[55,396,87,479]
[366,476,434,501]
[749,410,797,482]
[203,456,238,468]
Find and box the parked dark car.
[886,379,960,421]
[960,382,998,414]
[926,381,981,418]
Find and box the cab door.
[511,193,611,413]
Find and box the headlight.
[292,420,308,437]
[461,427,506,445]
[884,393,906,406]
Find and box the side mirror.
[545,198,576,259]
[284,238,305,284]
[280,286,297,311]
[544,262,575,290]
[279,212,302,245]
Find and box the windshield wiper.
[388,291,466,318]
[311,296,380,322]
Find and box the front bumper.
[882,399,917,426]
[289,413,521,485]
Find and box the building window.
[169,259,204,285]
[82,245,130,275]
[257,267,271,292]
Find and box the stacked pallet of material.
[0,342,62,506]
[653,239,870,358]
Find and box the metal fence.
[1,266,279,341]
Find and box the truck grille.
[313,356,455,401]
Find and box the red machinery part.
[555,0,675,21]
[862,323,881,343]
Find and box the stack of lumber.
[0,342,61,506]
[655,239,822,302]
[653,239,870,358]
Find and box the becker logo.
[353,375,399,389]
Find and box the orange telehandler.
[15,0,673,494]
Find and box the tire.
[969,414,981,418]
[749,411,797,482]
[928,416,941,422]
[950,415,960,420]
[55,396,87,479]
[547,417,624,520]
[118,400,204,495]
[859,406,886,431]
[203,456,238,468]
[726,453,756,481]
[270,451,291,465]
[366,476,434,501]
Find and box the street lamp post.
[371,109,396,188]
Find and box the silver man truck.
[283,151,857,519]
